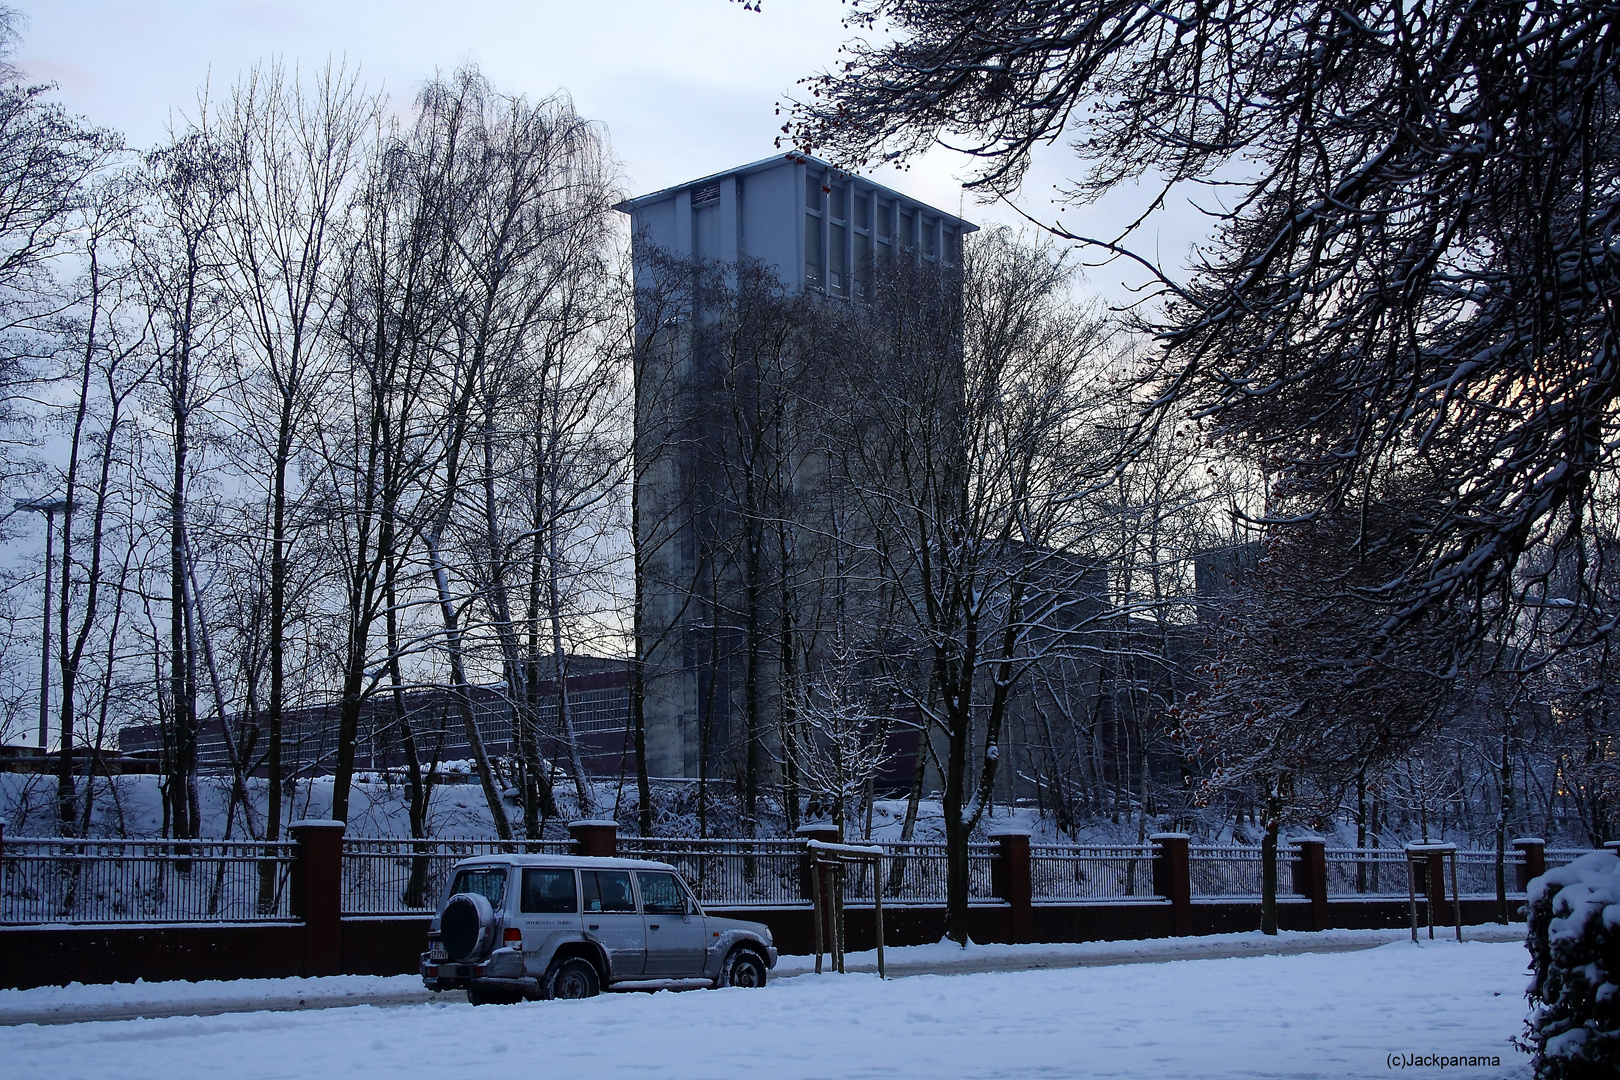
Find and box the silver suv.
[421,854,778,1003]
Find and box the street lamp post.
[14,497,69,750]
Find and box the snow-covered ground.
[0,937,1532,1078]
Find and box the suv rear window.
[521,868,578,914]
[450,867,507,908]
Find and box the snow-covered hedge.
[1523,851,1620,1078]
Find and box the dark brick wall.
[1,923,306,990]
[342,916,431,976]
[0,897,1524,990]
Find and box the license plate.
[429,942,447,961]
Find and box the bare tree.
[796,0,1620,683]
[47,172,151,833]
[133,120,236,839]
[0,8,121,490]
[825,231,1131,941]
[214,60,373,836]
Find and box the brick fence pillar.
[990,831,1032,944]
[568,820,618,858]
[1512,838,1546,893]
[289,819,345,977]
[1291,838,1329,930]
[1151,833,1192,936]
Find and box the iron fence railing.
[1031,844,1157,902]
[1324,847,1409,897]
[1453,849,1525,898]
[1,837,295,924]
[1189,844,1265,897]
[4,834,1606,925]
[874,841,999,904]
[617,837,804,907]
[341,837,570,915]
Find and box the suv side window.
[449,867,507,908]
[636,871,688,915]
[521,868,578,914]
[580,870,636,913]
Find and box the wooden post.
[1450,850,1463,942]
[874,855,886,980]
[810,855,824,975]
[1407,850,1419,944]
[832,862,845,974]
[1406,843,1456,941]
[1426,851,1443,939]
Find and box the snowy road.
[1,938,1531,1079]
[0,925,1525,1027]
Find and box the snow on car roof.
[450,853,677,872]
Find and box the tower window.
[829,221,847,294]
[805,214,823,289]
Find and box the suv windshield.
[450,867,507,908]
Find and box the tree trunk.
[1496,729,1513,925]
[1260,796,1281,937]
[425,529,513,839]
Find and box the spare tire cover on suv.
[441,892,496,961]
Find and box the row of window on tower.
[804,172,960,297]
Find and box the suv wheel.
[721,948,767,989]
[544,957,601,1000]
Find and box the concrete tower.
[616,154,976,783]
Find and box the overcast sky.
[12,0,1209,307]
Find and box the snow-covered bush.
[1523,851,1620,1078]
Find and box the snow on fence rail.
[1031,844,1155,902]
[341,837,570,915]
[1,837,295,924]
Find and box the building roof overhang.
[613,152,978,233]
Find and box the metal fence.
[1324,847,1409,897]
[5,834,1607,925]
[1,837,295,924]
[1032,844,1156,902]
[617,837,804,907]
[342,837,570,916]
[1189,844,1265,898]
[874,841,999,904]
